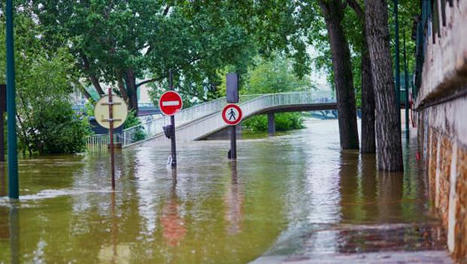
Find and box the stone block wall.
[416,1,467,262]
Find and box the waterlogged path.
[0,120,451,263]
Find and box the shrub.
[243,112,304,132]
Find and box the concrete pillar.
[268,113,275,136]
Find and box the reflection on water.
[0,120,444,263]
[224,161,243,235]
[161,170,186,247]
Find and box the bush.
[20,101,90,154]
[123,110,146,141]
[243,112,304,133]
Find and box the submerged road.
[0,119,451,263]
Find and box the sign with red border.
[222,104,243,125]
[159,91,183,116]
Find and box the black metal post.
[169,70,177,168]
[230,126,237,160]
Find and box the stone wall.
[416,1,467,262]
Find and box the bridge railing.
[160,91,335,142]
[86,91,334,148]
[119,95,262,147]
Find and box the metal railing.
[172,92,334,142]
[86,91,335,149]
[86,133,122,151]
[119,95,261,147]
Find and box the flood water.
[0,119,446,263]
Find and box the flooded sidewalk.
[0,119,452,263]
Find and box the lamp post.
[6,0,19,199]
[394,0,401,129]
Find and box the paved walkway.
[251,223,453,264]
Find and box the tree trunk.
[319,0,359,149]
[81,55,105,96]
[360,37,376,153]
[125,69,139,114]
[364,0,403,171]
[117,76,129,103]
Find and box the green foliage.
[0,14,90,155]
[243,115,268,132]
[123,111,146,141]
[244,55,315,95]
[28,0,258,107]
[243,113,304,133]
[123,111,141,129]
[26,101,90,154]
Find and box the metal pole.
[230,126,237,159]
[169,70,177,168]
[0,85,5,162]
[108,88,115,190]
[6,0,19,199]
[9,204,19,264]
[403,28,410,138]
[394,0,401,128]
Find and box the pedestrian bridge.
[86,92,336,149]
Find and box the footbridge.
[86,91,336,149]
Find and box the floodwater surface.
[0,120,446,263]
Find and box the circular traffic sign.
[159,91,183,116]
[222,104,243,125]
[94,95,128,129]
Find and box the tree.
[245,55,314,94]
[364,0,403,171]
[29,1,257,114]
[346,0,376,153]
[317,0,359,150]
[0,14,89,155]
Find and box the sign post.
[94,90,128,190]
[222,104,243,159]
[226,73,240,160]
[159,71,183,168]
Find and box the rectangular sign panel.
[226,73,239,103]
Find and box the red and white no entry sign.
[159,91,183,116]
[222,104,243,126]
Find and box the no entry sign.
[159,91,183,116]
[222,104,243,126]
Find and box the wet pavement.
[0,119,452,263]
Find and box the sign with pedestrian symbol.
[222,104,242,126]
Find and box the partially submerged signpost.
[94,89,128,190]
[159,71,183,168]
[225,73,242,160]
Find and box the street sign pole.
[94,93,127,190]
[6,0,19,199]
[169,70,177,168]
[222,103,242,160]
[226,74,239,160]
[108,88,115,190]
[230,126,237,159]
